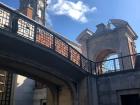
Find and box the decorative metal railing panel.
[0,7,10,30]
[95,53,140,75]
[55,37,69,58]
[36,28,54,49]
[70,47,80,66]
[81,56,89,72]
[18,18,35,40]
[0,3,139,76]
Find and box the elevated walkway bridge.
[0,3,140,105]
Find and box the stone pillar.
[78,76,98,105]
[58,86,72,105]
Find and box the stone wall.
[33,88,47,105]
[97,69,140,105]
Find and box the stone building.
[0,1,140,105]
[77,19,137,74]
[76,19,139,105]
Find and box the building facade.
[0,1,140,105]
[77,19,137,74]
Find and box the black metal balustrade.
[0,3,140,76]
[95,53,140,75]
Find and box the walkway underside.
[0,29,88,84]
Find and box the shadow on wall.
[14,75,35,105]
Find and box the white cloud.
[47,0,97,23]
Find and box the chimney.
[21,5,33,19]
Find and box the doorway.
[121,94,140,105]
[41,99,47,105]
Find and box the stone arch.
[33,76,77,105]
[63,82,77,105]
[95,49,117,62]
[37,77,77,105]
[77,19,137,74]
[95,49,119,74]
[0,65,76,105]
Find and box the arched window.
[102,53,120,73]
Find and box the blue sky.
[0,0,140,52]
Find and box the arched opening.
[0,68,74,105]
[0,69,57,105]
[96,49,120,74]
[102,53,120,73]
[33,82,56,105]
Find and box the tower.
[19,0,47,25]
